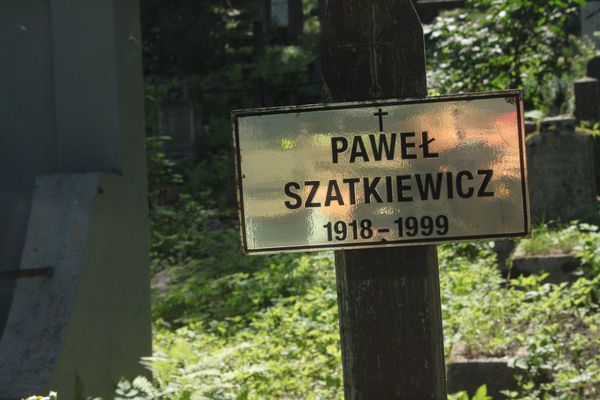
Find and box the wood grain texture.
[321,1,447,398]
[320,0,427,101]
[334,247,446,399]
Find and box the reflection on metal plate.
[233,90,530,255]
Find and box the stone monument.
[0,1,151,398]
[526,116,597,223]
[587,56,600,82]
[158,87,203,161]
[582,2,600,51]
[574,77,600,121]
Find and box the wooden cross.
[321,0,447,398]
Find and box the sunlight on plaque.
[233,90,529,254]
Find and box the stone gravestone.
[447,344,518,399]
[593,133,600,196]
[158,88,203,161]
[574,77,600,121]
[267,0,303,38]
[581,2,600,51]
[526,116,597,223]
[576,63,600,194]
[524,121,537,135]
[587,56,600,82]
[511,252,580,284]
[585,57,600,192]
[270,0,289,27]
[0,1,151,398]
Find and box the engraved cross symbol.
[374,108,389,131]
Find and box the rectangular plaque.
[233,90,530,254]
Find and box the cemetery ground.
[7,1,600,399]
[109,149,600,400]
[73,1,598,398]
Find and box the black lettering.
[420,131,439,158]
[363,177,383,203]
[456,171,474,198]
[369,133,396,161]
[477,170,494,197]
[343,178,360,205]
[284,182,302,209]
[415,173,443,200]
[350,136,370,163]
[446,172,454,199]
[305,181,321,207]
[385,176,393,202]
[396,175,413,202]
[331,137,348,164]
[400,132,417,159]
[325,180,345,206]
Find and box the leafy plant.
[146,136,183,206]
[183,151,234,207]
[115,378,159,400]
[134,228,600,399]
[425,0,593,114]
[449,385,493,400]
[517,223,589,256]
[22,393,57,400]
[441,238,600,399]
[578,120,600,136]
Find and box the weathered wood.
[321,1,447,398]
[321,0,426,102]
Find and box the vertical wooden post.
[320,1,447,399]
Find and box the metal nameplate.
[233,90,530,254]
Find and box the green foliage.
[150,192,327,328]
[514,221,600,281]
[572,224,600,282]
[426,0,593,113]
[132,3,600,398]
[440,242,516,357]
[149,194,235,271]
[448,385,493,400]
[145,273,341,399]
[440,240,600,399]
[183,152,232,204]
[143,37,319,154]
[578,120,600,136]
[517,223,592,256]
[141,0,322,154]
[115,378,159,400]
[134,220,600,399]
[504,276,600,399]
[146,136,183,205]
[22,393,57,400]
[140,0,257,77]
[143,242,341,399]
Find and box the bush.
[123,233,600,399]
[426,0,593,114]
[440,241,600,399]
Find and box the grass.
[112,194,600,400]
[516,223,592,256]
[122,139,600,400]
